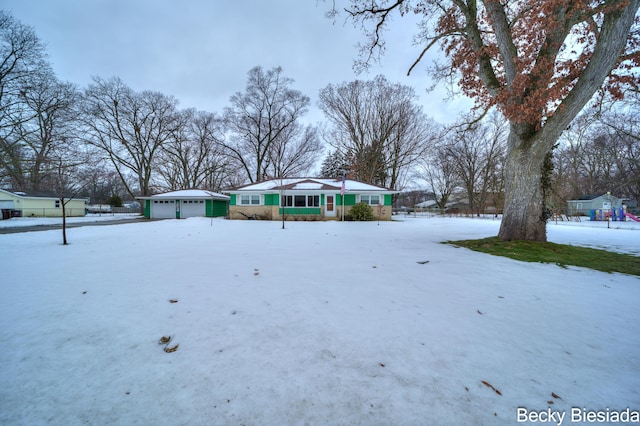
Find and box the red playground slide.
[625,212,640,222]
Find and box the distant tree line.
[413,101,640,215]
[0,12,437,203]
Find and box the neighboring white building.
[0,189,88,218]
[567,193,624,216]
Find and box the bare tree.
[0,12,81,192]
[0,11,47,135]
[79,164,130,204]
[318,75,434,190]
[554,100,640,205]
[82,76,180,197]
[223,66,321,183]
[17,78,79,191]
[267,123,322,178]
[553,114,597,200]
[35,133,95,244]
[157,109,230,191]
[419,146,459,211]
[444,113,507,215]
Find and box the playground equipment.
[589,207,640,222]
[625,212,640,222]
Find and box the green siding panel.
[144,200,150,218]
[206,200,228,217]
[339,194,356,206]
[384,194,393,206]
[212,200,228,217]
[264,194,279,206]
[230,194,236,206]
[279,208,321,215]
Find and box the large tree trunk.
[498,131,549,242]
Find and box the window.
[281,194,319,207]
[282,195,293,207]
[55,200,60,208]
[360,195,380,205]
[240,194,260,205]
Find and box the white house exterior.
[0,189,88,218]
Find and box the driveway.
[0,217,157,234]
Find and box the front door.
[325,194,336,217]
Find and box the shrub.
[350,202,373,221]
[107,194,123,207]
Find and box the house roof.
[0,188,87,201]
[415,200,438,208]
[568,193,620,202]
[137,189,230,201]
[225,178,396,193]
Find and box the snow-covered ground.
[0,213,142,228]
[1,216,638,425]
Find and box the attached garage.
[138,189,229,219]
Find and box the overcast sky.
[3,0,472,125]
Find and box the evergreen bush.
[107,194,123,207]
[350,202,373,221]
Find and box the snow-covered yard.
[1,216,638,425]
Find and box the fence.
[11,208,88,218]
[393,207,504,218]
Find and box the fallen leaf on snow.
[164,344,179,353]
[481,381,502,396]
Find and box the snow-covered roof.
[0,188,88,201]
[415,200,438,208]
[226,178,396,193]
[568,193,621,202]
[137,189,229,200]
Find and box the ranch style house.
[223,178,396,221]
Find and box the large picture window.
[281,194,319,207]
[360,195,380,205]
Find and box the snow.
[294,183,324,190]
[142,189,229,199]
[1,216,639,425]
[0,213,142,228]
[231,178,395,192]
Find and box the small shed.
[0,189,88,218]
[138,189,229,219]
[567,193,623,216]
